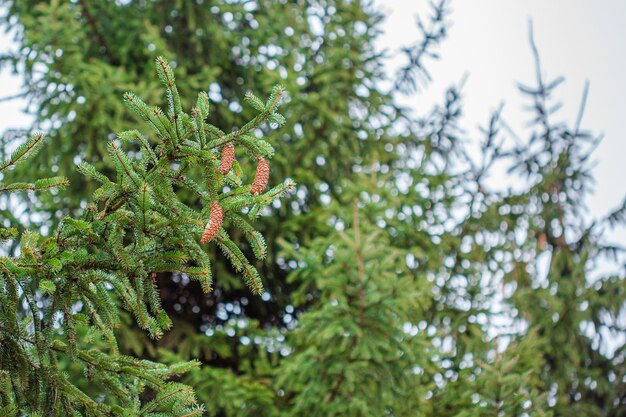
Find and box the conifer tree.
[0,57,291,415]
[1,1,625,416]
[0,0,392,362]
[277,202,428,415]
[1,2,397,413]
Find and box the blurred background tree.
[1,0,624,416]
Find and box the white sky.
[378,0,626,237]
[1,0,625,237]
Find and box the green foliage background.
[0,0,624,416]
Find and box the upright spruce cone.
[219,143,235,175]
[250,157,270,196]
[200,201,223,244]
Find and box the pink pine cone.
[200,201,224,244]
[250,157,270,196]
[219,143,235,175]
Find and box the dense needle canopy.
[0,1,624,416]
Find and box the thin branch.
[573,80,590,138]
[394,0,450,94]
[0,91,28,103]
[77,0,116,64]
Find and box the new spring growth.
[201,201,224,244]
[250,157,270,196]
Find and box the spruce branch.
[0,56,291,414]
[0,132,45,173]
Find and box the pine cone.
[250,157,270,196]
[219,143,235,175]
[200,201,223,244]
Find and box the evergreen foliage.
[0,57,290,415]
[277,202,428,415]
[0,1,625,416]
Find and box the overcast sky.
[1,0,625,237]
[378,1,626,236]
